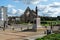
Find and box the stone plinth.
[33,17,47,32]
[33,17,44,31]
[36,18,41,28]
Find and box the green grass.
[41,24,49,26]
[17,21,60,26]
[9,20,60,26]
[36,34,60,40]
[41,21,60,26]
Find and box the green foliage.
[15,21,21,24]
[41,21,57,26]
[53,31,60,34]
[36,34,60,40]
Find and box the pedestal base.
[37,27,46,31]
[33,24,46,32]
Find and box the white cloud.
[37,5,46,11]
[7,4,24,16]
[31,0,41,4]
[49,2,60,8]
[14,0,48,4]
[7,4,14,8]
[8,14,13,17]
[53,2,60,5]
[11,8,17,14]
[17,9,24,14]
[38,2,60,17]
[10,8,24,15]
[13,0,20,2]
[42,0,48,1]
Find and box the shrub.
[36,34,60,40]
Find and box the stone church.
[20,7,39,23]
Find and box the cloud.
[53,2,60,5]
[7,4,15,8]
[37,2,60,17]
[11,8,17,14]
[8,14,17,16]
[49,2,60,8]
[17,9,24,14]
[7,4,24,16]
[13,0,48,4]
[8,8,24,16]
[7,4,17,16]
[30,0,41,4]
[11,8,24,14]
[30,0,48,4]
[42,0,48,1]
[13,0,21,3]
[7,4,18,16]
[37,5,46,11]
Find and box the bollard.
[27,26,29,30]
[47,30,51,35]
[12,27,14,30]
[21,27,22,31]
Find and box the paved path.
[24,34,46,40]
[0,29,46,40]
[0,24,46,40]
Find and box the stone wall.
[46,26,60,31]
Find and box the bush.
[15,21,21,24]
[36,34,60,40]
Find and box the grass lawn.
[11,20,60,26]
[36,34,60,40]
[41,21,60,26]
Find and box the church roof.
[20,6,39,18]
[24,6,31,14]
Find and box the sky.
[0,0,60,17]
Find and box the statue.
[33,6,41,31]
[36,6,38,18]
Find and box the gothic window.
[26,11,29,16]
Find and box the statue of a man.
[36,6,38,18]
